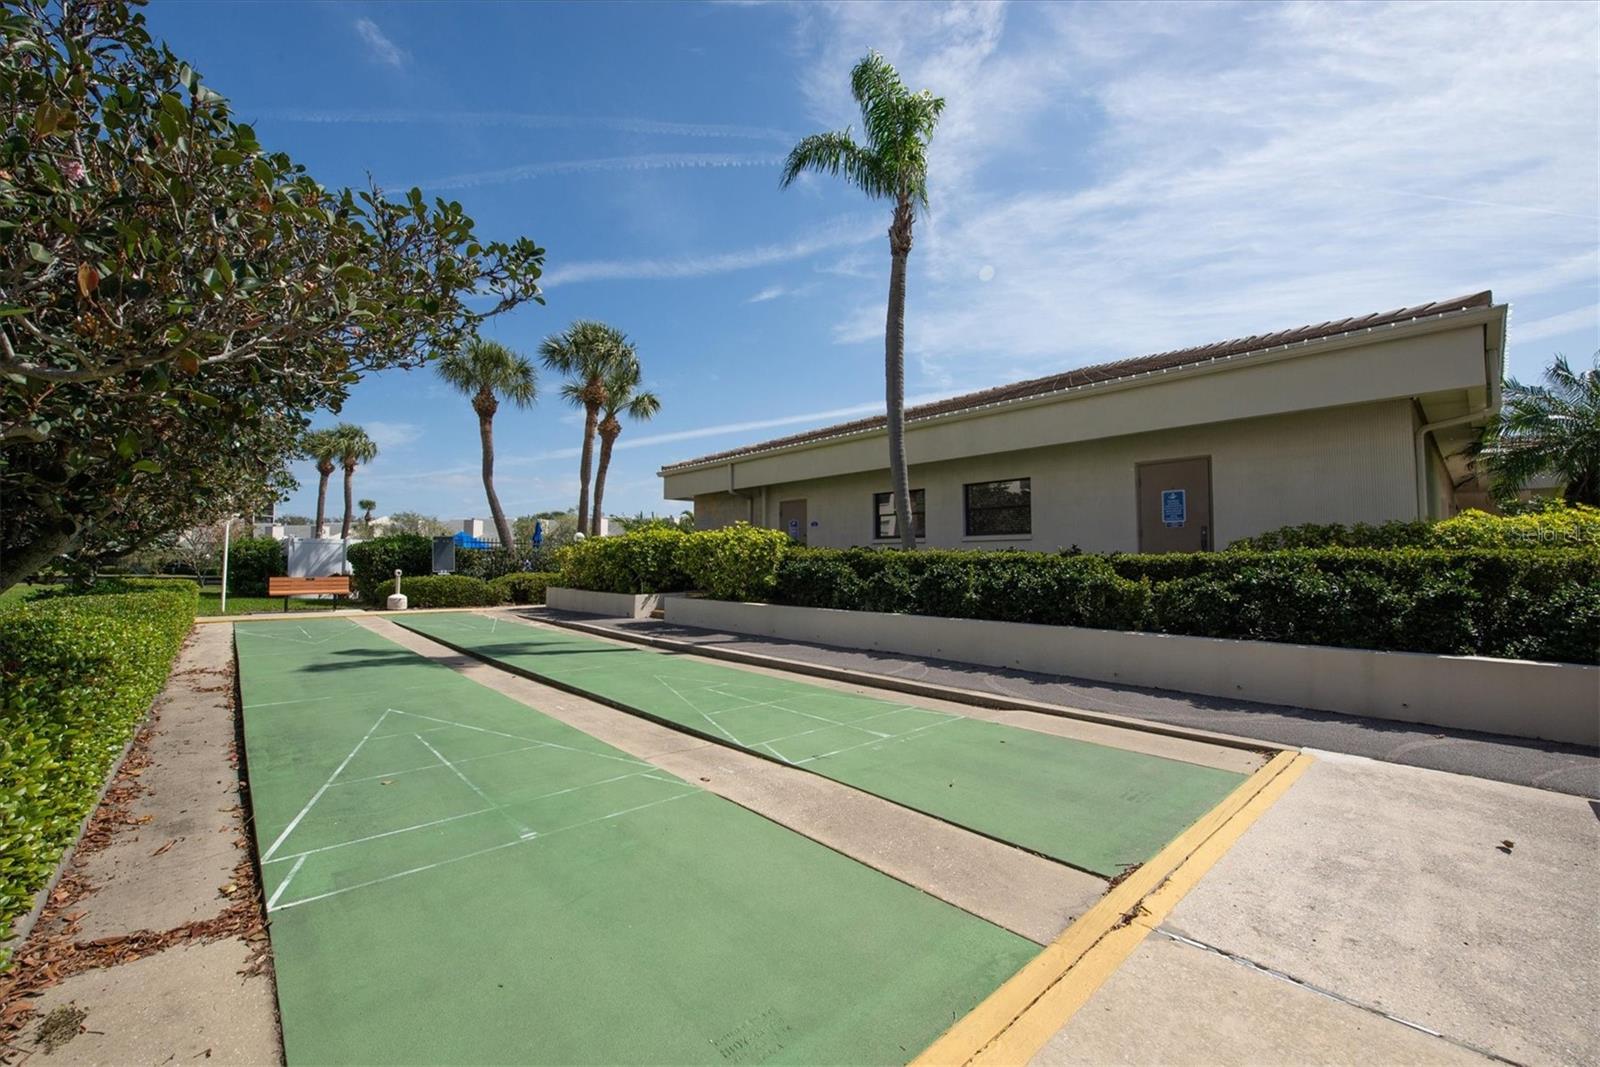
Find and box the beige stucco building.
[660,292,1509,553]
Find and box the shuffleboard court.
[396,613,1248,877]
[235,618,1036,1064]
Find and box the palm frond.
[780,130,890,198]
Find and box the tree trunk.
[341,465,355,540]
[591,430,619,536]
[576,403,599,534]
[0,527,73,592]
[314,471,330,537]
[885,200,917,550]
[479,411,516,549]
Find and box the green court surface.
[398,613,1247,878]
[235,618,1035,1065]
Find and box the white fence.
[285,537,358,578]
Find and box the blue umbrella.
[531,520,543,549]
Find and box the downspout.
[1413,327,1503,519]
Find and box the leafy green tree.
[539,321,632,535]
[437,338,537,547]
[388,511,450,537]
[589,355,660,536]
[1474,353,1600,506]
[0,1,545,590]
[782,52,944,551]
[333,424,377,540]
[301,428,341,537]
[514,511,578,549]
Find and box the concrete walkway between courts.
[1032,751,1599,1066]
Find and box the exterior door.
[1137,457,1212,553]
[779,499,808,545]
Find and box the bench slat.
[268,577,351,595]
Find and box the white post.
[219,517,233,615]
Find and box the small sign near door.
[788,519,800,537]
[1161,489,1186,527]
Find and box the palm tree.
[333,424,379,540]
[358,498,377,534]
[436,338,538,548]
[589,356,661,535]
[302,428,342,538]
[539,321,632,533]
[1473,353,1600,506]
[782,52,944,550]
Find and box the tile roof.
[661,290,1495,473]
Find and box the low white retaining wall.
[546,586,661,619]
[664,598,1598,747]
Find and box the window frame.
[872,487,926,541]
[962,477,1032,538]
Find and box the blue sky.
[146,1,1600,522]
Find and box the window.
[874,489,926,540]
[964,478,1031,536]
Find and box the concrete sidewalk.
[1,625,280,1065]
[549,613,1600,797]
[1034,752,1600,1065]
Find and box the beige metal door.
[1137,457,1212,553]
[779,499,808,545]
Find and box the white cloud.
[353,17,407,68]
[542,215,880,287]
[1513,306,1599,346]
[362,420,421,450]
[782,1,1600,386]
[748,284,789,303]
[254,108,791,143]
[412,153,782,191]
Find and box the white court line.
[796,714,962,765]
[386,709,653,769]
[416,734,536,839]
[263,805,498,864]
[702,687,896,739]
[270,789,702,913]
[264,770,665,864]
[266,854,308,910]
[260,709,390,863]
[369,725,455,742]
[243,695,338,710]
[334,742,548,786]
[741,704,953,752]
[234,627,341,646]
[655,674,746,747]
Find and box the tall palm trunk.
[314,466,332,537]
[476,391,516,549]
[591,427,619,536]
[340,465,355,540]
[885,200,917,550]
[576,401,599,534]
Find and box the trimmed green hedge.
[398,575,502,608]
[488,571,559,606]
[773,547,1599,664]
[0,582,198,951]
[349,534,433,603]
[225,537,286,596]
[1228,505,1600,551]
[676,525,790,602]
[558,527,691,595]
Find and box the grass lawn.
[0,582,60,610]
[198,589,355,617]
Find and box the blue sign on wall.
[1161,489,1186,527]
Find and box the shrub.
[398,575,502,608]
[488,571,559,605]
[1228,505,1600,551]
[558,528,691,594]
[675,524,791,602]
[0,585,197,949]
[771,546,1598,663]
[455,546,564,581]
[349,534,433,603]
[224,537,286,596]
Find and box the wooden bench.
[267,576,352,611]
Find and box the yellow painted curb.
[914,749,1315,1066]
